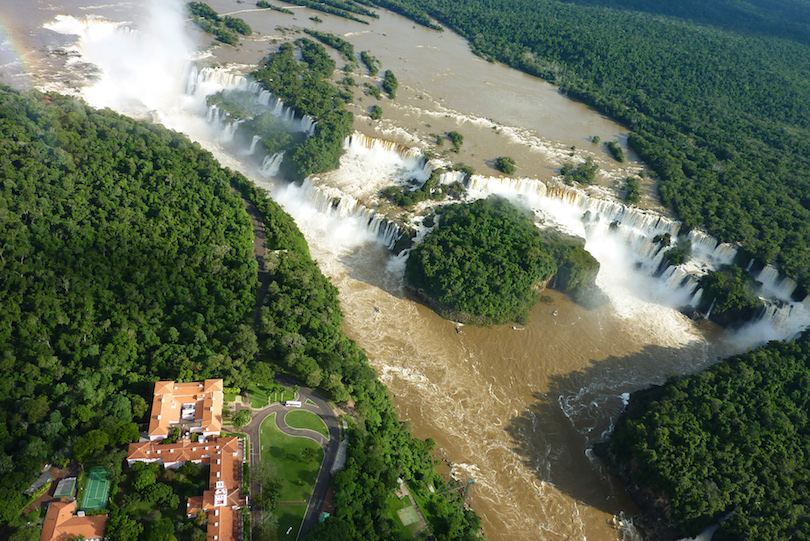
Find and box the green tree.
[231,409,252,431]
[605,141,626,162]
[494,156,516,174]
[382,70,398,98]
[405,197,557,324]
[73,429,109,462]
[302,447,320,463]
[447,131,464,152]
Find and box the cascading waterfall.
[437,170,467,185]
[185,64,810,337]
[248,135,261,155]
[757,264,798,300]
[463,174,810,333]
[249,81,317,135]
[260,151,285,177]
[220,119,242,142]
[705,298,716,320]
[686,230,738,266]
[188,67,319,137]
[294,178,402,249]
[466,175,690,294]
[343,133,431,181]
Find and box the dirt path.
[238,194,271,330]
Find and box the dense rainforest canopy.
[405,197,557,324]
[232,177,484,541]
[0,84,481,540]
[369,0,810,283]
[0,84,257,523]
[603,331,810,540]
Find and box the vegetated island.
[0,81,483,540]
[597,330,810,541]
[405,197,599,324]
[366,0,810,299]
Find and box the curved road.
[238,193,341,538]
[240,380,340,540]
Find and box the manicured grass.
[408,482,438,535]
[260,414,323,502]
[224,390,237,402]
[284,410,329,439]
[386,495,417,539]
[249,384,295,408]
[276,503,307,540]
[306,398,316,406]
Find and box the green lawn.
[284,410,329,439]
[260,414,323,502]
[386,495,418,539]
[276,503,307,540]
[250,385,295,408]
[408,482,438,535]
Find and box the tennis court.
[54,477,76,499]
[397,506,419,527]
[80,467,110,510]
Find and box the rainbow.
[0,16,34,79]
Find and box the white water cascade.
[260,151,286,177]
[463,174,810,338]
[187,66,319,139]
[248,135,261,155]
[279,178,403,250]
[757,264,798,300]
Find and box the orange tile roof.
[127,436,239,466]
[40,500,107,541]
[147,379,223,440]
[184,444,247,541]
[207,505,235,541]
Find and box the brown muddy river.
[6,1,776,539]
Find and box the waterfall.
[187,66,809,337]
[260,151,285,177]
[437,170,467,185]
[690,288,703,308]
[748,298,810,342]
[295,178,402,249]
[346,133,424,158]
[757,264,798,300]
[705,298,716,320]
[187,66,249,98]
[745,258,754,272]
[686,230,738,266]
[188,67,318,135]
[458,173,810,328]
[219,119,242,142]
[465,175,705,300]
[343,133,430,179]
[248,135,261,155]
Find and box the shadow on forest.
[504,341,715,515]
[566,0,810,48]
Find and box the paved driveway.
[240,380,340,539]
